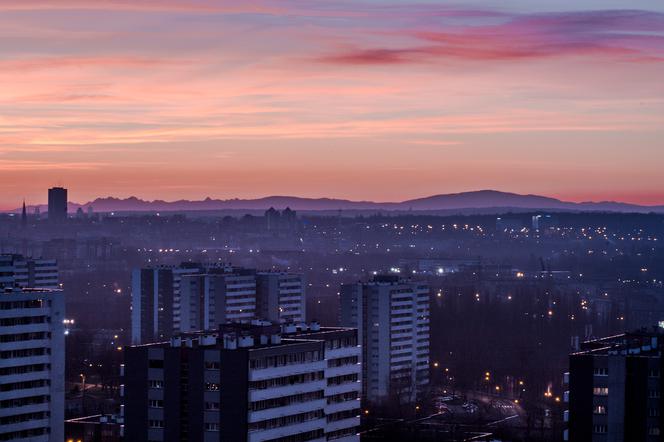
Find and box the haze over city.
[2,0,664,209]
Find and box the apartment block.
[0,288,65,441]
[122,322,360,442]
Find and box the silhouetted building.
[340,275,430,405]
[265,207,298,232]
[47,187,67,222]
[0,254,59,289]
[0,287,65,441]
[21,200,27,228]
[122,322,360,441]
[564,328,664,441]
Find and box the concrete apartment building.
[131,263,305,344]
[122,322,360,442]
[340,275,430,405]
[565,328,664,442]
[0,287,65,441]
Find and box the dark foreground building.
[122,322,360,442]
[565,328,664,441]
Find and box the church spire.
[21,199,27,228]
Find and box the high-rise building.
[256,272,306,324]
[122,322,360,442]
[179,271,257,333]
[47,187,67,222]
[0,254,59,290]
[564,328,664,442]
[131,263,206,344]
[340,275,430,405]
[0,287,65,441]
[131,264,306,344]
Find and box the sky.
[1,0,664,209]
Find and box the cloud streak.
[318,9,664,64]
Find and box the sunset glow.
[1,0,664,208]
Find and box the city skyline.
[1,0,664,208]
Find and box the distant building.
[0,287,65,441]
[131,263,205,344]
[179,271,257,333]
[0,254,59,289]
[47,187,68,221]
[265,207,298,232]
[564,328,664,441]
[340,275,430,405]
[256,272,306,324]
[21,200,27,228]
[122,322,360,442]
[131,263,305,344]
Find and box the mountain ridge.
[10,190,664,214]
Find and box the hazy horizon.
[6,188,664,212]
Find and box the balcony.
[326,416,361,434]
[326,363,361,379]
[249,361,325,382]
[248,399,326,423]
[248,417,326,442]
[326,346,360,360]
[249,380,326,402]
[325,398,361,415]
[325,381,361,397]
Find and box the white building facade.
[340,275,430,405]
[0,288,65,441]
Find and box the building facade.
[256,272,306,324]
[0,288,65,441]
[340,275,430,405]
[131,264,305,344]
[47,187,67,222]
[179,270,257,332]
[0,255,59,290]
[565,329,664,442]
[122,322,360,442]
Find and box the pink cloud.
[317,9,664,65]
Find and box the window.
[593,368,608,376]
[205,361,220,370]
[649,427,661,436]
[205,423,220,431]
[593,387,608,396]
[148,359,164,369]
[148,420,164,428]
[649,408,660,417]
[593,405,607,415]
[649,390,661,399]
[148,380,164,389]
[205,402,220,411]
[148,399,163,408]
[649,369,660,378]
[205,383,220,391]
[593,425,607,434]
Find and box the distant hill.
[12,190,664,214]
